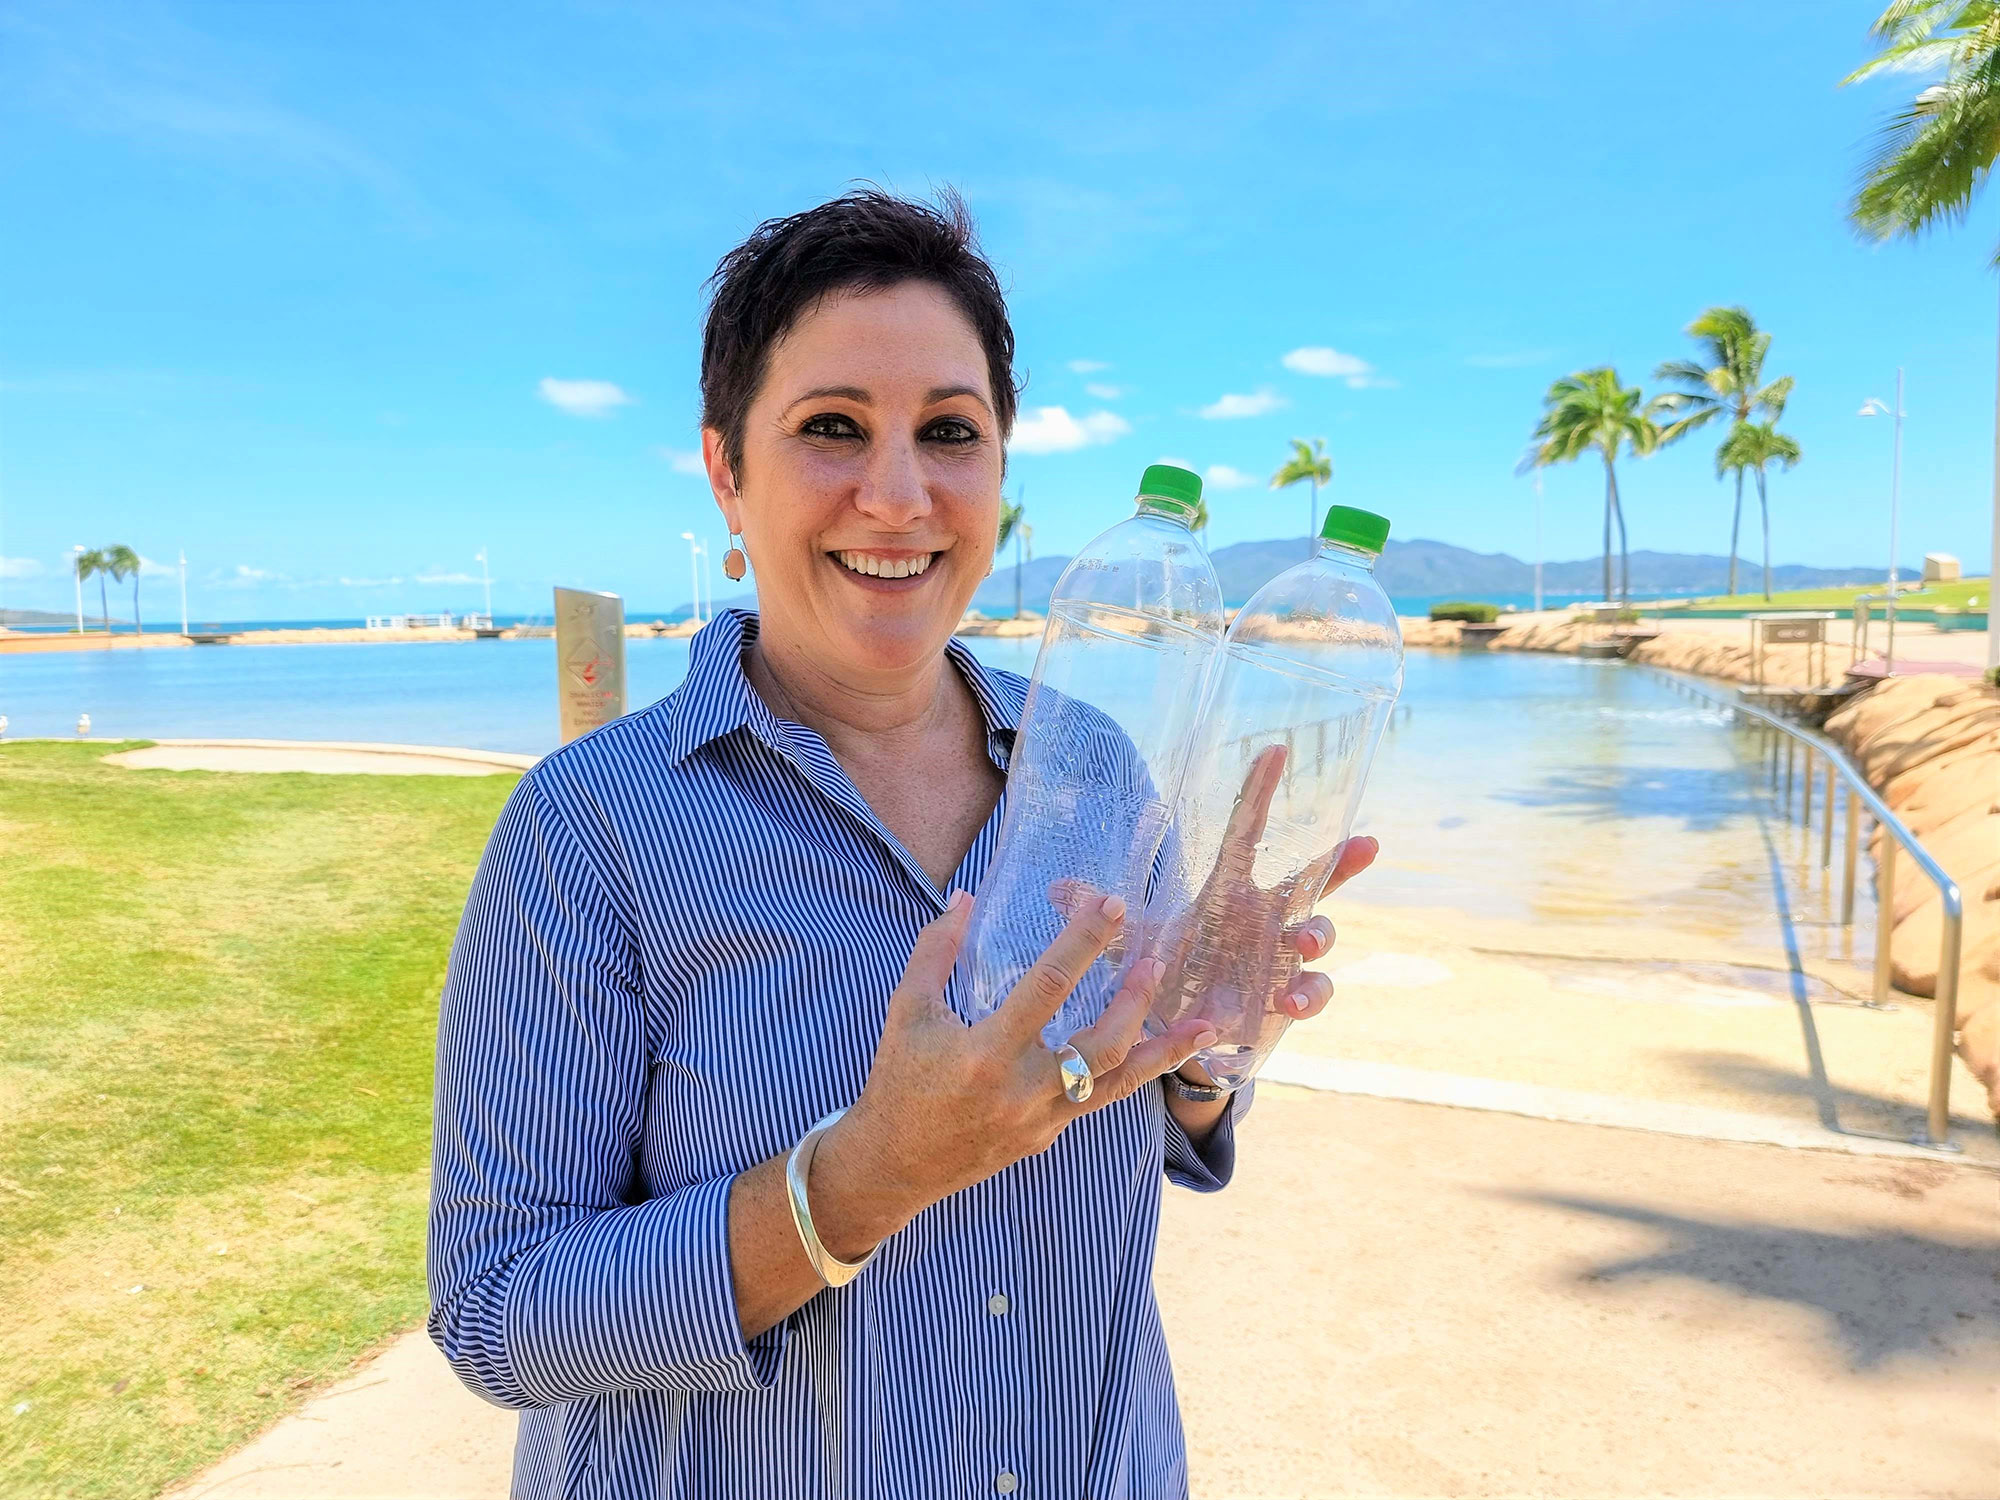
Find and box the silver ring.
[1053,1043,1093,1104]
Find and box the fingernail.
[948,890,970,912]
[1288,992,1310,1014]
[1148,958,1166,984]
[1099,895,1125,921]
[1193,1028,1218,1049]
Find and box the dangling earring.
[722,532,747,581]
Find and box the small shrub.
[1430,601,1500,624]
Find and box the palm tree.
[1843,0,2000,671]
[996,491,1031,619]
[1189,496,1209,533]
[1654,307,1795,596]
[1527,368,1668,605]
[1271,438,1332,554]
[103,544,142,633]
[74,548,110,632]
[1717,423,1803,601]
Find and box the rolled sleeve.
[427,774,781,1409]
[1162,1079,1254,1193]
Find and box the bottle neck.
[1318,537,1380,570]
[1135,496,1196,528]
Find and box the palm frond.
[1846,2,2000,256]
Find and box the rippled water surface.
[1,635,1864,962]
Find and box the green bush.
[1429,601,1500,623]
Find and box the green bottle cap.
[1136,463,1202,516]
[1321,504,1390,553]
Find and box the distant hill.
[2,607,114,628]
[674,537,1905,616]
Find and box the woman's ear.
[701,427,741,530]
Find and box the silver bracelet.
[784,1108,879,1288]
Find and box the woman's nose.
[853,433,933,527]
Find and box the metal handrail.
[1647,667,1965,1151]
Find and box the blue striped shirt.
[428,608,1249,1499]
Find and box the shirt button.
[987,1292,1010,1317]
[995,1472,1018,1494]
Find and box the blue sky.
[1,0,1994,621]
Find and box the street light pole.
[477,547,492,622]
[1860,372,1907,671]
[179,549,189,636]
[1533,471,1545,614]
[72,544,85,634]
[681,532,703,624]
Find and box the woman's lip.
[826,551,944,591]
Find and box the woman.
[428,190,1375,1499]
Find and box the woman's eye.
[924,417,980,444]
[800,413,861,440]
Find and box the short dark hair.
[700,188,1018,477]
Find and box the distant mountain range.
[677,537,1905,615]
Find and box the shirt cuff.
[508,1173,789,1402]
[1163,1078,1254,1192]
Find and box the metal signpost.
[554,586,627,743]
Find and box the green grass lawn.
[1679,578,1989,612]
[0,742,515,1499]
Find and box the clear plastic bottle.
[956,465,1224,1044]
[1138,504,1404,1088]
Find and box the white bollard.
[76,713,91,737]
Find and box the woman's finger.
[990,894,1126,1042]
[1323,835,1379,895]
[1291,914,1336,961]
[1276,969,1335,1021]
[1081,1017,1217,1113]
[1067,958,1165,1077]
[893,891,973,1011]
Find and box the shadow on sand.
[1497,1190,2000,1372]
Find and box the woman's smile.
[829,546,945,587]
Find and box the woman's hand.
[808,891,1216,1260]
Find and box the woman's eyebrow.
[926,384,991,411]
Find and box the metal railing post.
[1821,761,1836,869]
[1842,791,1859,925]
[1873,833,1898,1008]
[1924,899,1965,1147]
[1784,739,1796,811]
[1801,746,1814,827]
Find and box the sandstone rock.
[1954,988,2000,1117]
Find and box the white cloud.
[1066,359,1110,374]
[234,564,275,581]
[538,377,635,418]
[1084,383,1125,400]
[0,555,44,579]
[1009,406,1132,455]
[415,570,481,585]
[138,554,176,577]
[1283,346,1371,378]
[1200,389,1288,420]
[1204,464,1260,490]
[1465,350,1554,369]
[657,447,707,476]
[338,576,405,588]
[1281,346,1393,388]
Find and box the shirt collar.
[664,608,1024,767]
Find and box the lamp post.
[178,549,189,636]
[1533,471,1545,614]
[681,532,706,624]
[1860,369,1905,670]
[475,547,492,623]
[72,544,86,634]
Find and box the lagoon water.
[0,630,1866,972]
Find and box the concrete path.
[163,1089,1998,1500]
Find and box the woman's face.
[707,280,1004,680]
